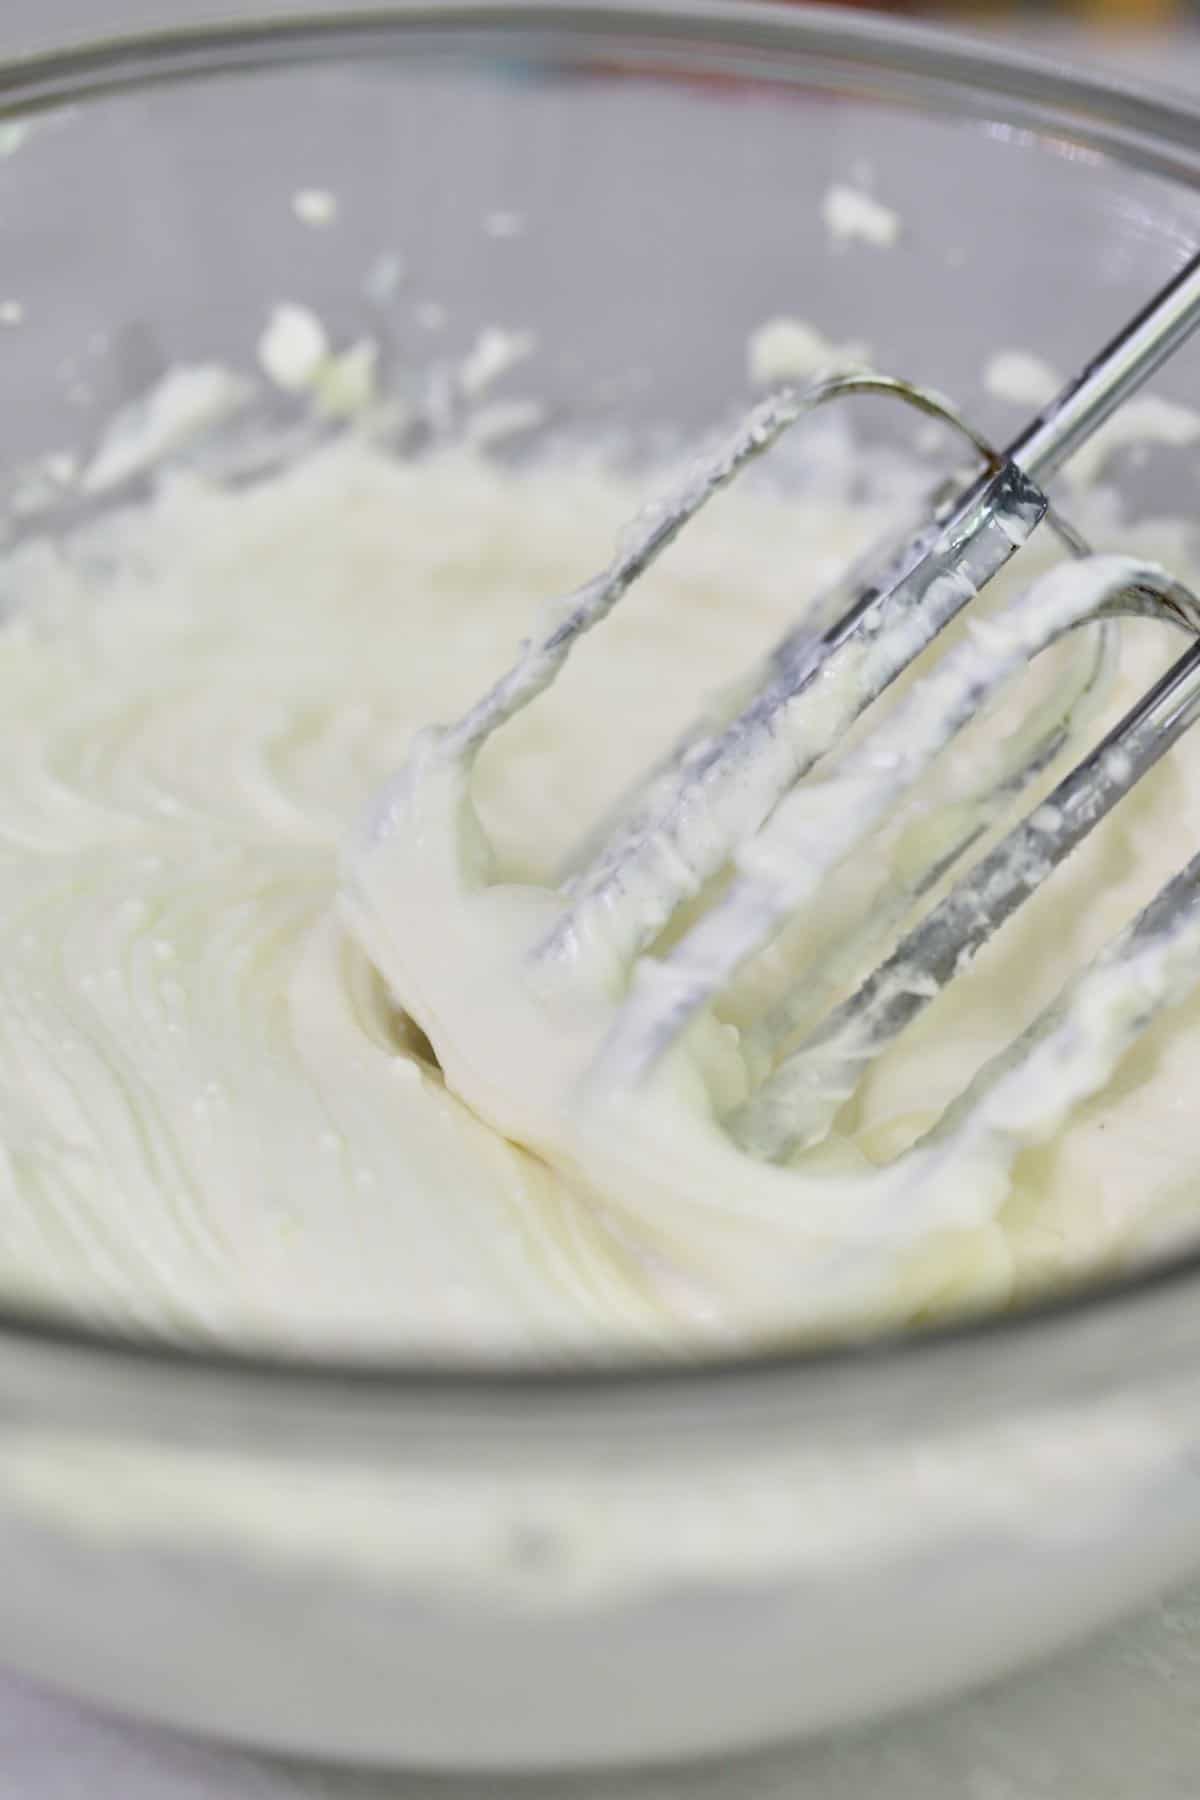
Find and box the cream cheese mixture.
[2,396,1200,1359]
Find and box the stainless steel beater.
[369,250,1200,1159]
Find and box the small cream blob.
[747,317,870,386]
[823,183,902,250]
[292,187,338,228]
[458,327,536,397]
[82,366,250,494]
[984,350,1063,411]
[258,304,331,392]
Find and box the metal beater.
[359,250,1200,1165]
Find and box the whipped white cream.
[1,421,1199,1358]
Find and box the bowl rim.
[4,0,1200,1438]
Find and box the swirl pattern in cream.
[1,436,1199,1357]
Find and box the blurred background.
[0,0,1192,76]
[790,0,1196,81]
[849,0,1181,16]
[0,0,1192,35]
[0,0,1192,68]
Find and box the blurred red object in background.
[589,0,1184,92]
[771,0,1184,16]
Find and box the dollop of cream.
[822,183,902,251]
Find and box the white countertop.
[2,3,1200,1795]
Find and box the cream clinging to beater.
[346,251,1200,1327]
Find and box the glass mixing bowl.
[5,0,1200,1772]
